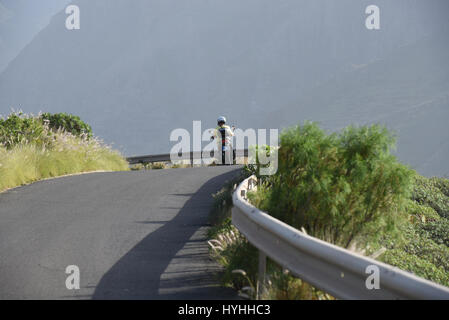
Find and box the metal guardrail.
[126,149,248,165]
[232,175,449,300]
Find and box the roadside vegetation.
[129,158,245,170]
[374,176,449,286]
[0,111,128,192]
[208,121,449,300]
[130,161,194,170]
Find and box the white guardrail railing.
[232,175,449,300]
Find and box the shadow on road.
[92,168,241,300]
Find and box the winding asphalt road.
[0,166,241,299]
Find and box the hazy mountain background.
[266,32,449,176]
[0,0,71,72]
[0,0,448,176]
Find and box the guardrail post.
[256,250,267,300]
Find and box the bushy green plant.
[218,239,260,290]
[405,199,440,222]
[0,112,94,149]
[412,175,449,219]
[0,132,129,192]
[417,220,449,247]
[262,270,333,300]
[372,195,449,287]
[245,144,278,179]
[380,249,449,286]
[0,112,49,148]
[130,163,144,171]
[40,112,92,138]
[0,111,128,192]
[255,122,413,248]
[150,162,166,169]
[401,224,448,271]
[208,171,250,229]
[430,177,449,197]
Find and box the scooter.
[212,126,236,165]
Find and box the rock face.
[0,0,448,175]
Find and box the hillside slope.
[267,33,449,176]
[0,0,70,72]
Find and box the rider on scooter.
[211,116,235,164]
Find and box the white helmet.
[217,116,226,124]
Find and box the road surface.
[0,166,241,299]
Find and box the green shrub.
[208,171,250,229]
[209,187,234,228]
[417,220,449,247]
[371,212,449,287]
[0,111,128,192]
[405,200,440,222]
[430,177,449,197]
[40,112,92,138]
[0,112,48,148]
[0,112,94,149]
[130,163,144,171]
[402,224,449,271]
[262,270,333,300]
[412,175,449,219]
[218,239,259,290]
[0,134,128,192]
[255,122,413,248]
[245,144,278,179]
[150,162,166,170]
[380,249,449,286]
